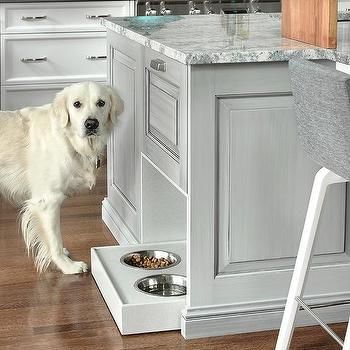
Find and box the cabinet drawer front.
[2,33,107,85]
[1,2,132,33]
[1,83,68,110]
[144,48,188,191]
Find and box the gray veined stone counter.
[102,13,350,65]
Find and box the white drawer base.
[91,242,186,335]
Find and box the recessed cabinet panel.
[143,48,188,192]
[217,94,346,273]
[111,49,137,208]
[146,70,180,159]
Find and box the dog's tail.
[20,200,51,273]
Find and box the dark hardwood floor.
[0,163,347,349]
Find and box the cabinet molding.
[181,295,350,339]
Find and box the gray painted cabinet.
[104,30,350,338]
[103,33,144,243]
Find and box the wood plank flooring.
[0,163,347,349]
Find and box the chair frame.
[275,167,350,350]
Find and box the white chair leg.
[343,318,350,350]
[275,167,347,350]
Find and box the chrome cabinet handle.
[150,59,167,72]
[86,55,107,60]
[20,56,47,63]
[86,14,111,19]
[21,15,47,21]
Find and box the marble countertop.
[102,14,350,65]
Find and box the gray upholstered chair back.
[289,59,350,180]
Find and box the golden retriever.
[0,82,122,274]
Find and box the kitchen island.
[93,14,350,339]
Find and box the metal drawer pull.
[86,55,107,60]
[20,56,47,63]
[150,59,167,72]
[21,15,47,21]
[86,14,111,19]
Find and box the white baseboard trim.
[102,198,138,245]
[181,303,350,339]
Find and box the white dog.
[0,82,122,274]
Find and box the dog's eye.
[73,101,81,109]
[96,99,105,108]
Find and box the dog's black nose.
[84,118,99,130]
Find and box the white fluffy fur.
[0,82,122,274]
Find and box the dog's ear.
[107,86,124,125]
[53,88,70,128]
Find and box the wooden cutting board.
[282,0,338,48]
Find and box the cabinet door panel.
[147,71,180,159]
[106,38,143,241]
[112,50,136,208]
[218,94,346,273]
[143,48,187,192]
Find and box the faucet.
[247,0,261,14]
[189,1,201,15]
[145,1,157,16]
[160,1,172,15]
[203,0,214,14]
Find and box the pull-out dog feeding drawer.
[91,241,186,334]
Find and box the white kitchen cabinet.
[0,1,134,110]
[103,29,350,338]
[103,33,189,244]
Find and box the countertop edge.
[102,18,341,66]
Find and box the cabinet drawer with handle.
[1,32,107,85]
[144,48,188,191]
[1,1,132,34]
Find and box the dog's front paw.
[62,261,89,274]
[53,254,89,274]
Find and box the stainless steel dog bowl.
[121,250,181,270]
[135,274,186,297]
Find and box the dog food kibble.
[129,254,172,269]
